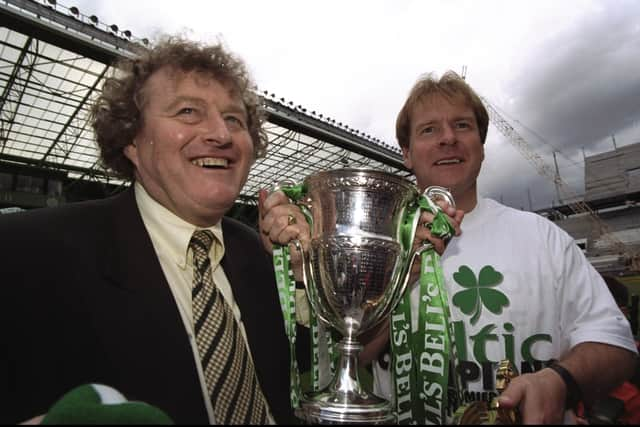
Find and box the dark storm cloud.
[511,3,640,154]
[483,2,640,209]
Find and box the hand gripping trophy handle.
[390,185,456,324]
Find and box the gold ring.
[287,214,297,226]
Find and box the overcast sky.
[76,0,640,210]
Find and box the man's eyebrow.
[223,103,248,117]
[414,119,437,129]
[413,115,475,129]
[164,96,206,111]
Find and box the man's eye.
[225,115,246,128]
[178,107,195,115]
[421,126,435,134]
[456,122,471,129]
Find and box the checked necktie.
[189,229,269,424]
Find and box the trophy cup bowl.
[293,168,439,424]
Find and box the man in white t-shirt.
[361,71,638,424]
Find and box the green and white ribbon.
[273,243,301,407]
[390,201,421,424]
[309,306,336,391]
[272,184,335,408]
[390,196,456,425]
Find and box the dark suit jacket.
[0,187,293,424]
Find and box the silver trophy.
[290,168,454,424]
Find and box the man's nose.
[202,111,231,145]
[439,123,456,145]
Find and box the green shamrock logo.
[452,265,508,325]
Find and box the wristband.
[548,361,582,410]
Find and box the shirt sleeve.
[553,224,637,354]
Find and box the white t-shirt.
[373,197,637,416]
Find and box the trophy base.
[295,392,396,425]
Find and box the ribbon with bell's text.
[390,196,456,424]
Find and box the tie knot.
[190,229,215,257]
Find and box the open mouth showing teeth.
[436,159,462,165]
[191,157,228,169]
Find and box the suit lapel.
[100,188,169,294]
[220,218,251,316]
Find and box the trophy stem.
[296,337,396,425]
[330,338,365,396]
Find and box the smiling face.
[402,94,484,212]
[124,67,254,226]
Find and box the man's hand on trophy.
[414,199,463,255]
[408,200,464,281]
[495,368,567,424]
[258,189,311,281]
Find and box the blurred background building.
[536,143,640,287]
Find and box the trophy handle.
[406,185,456,261]
[378,241,433,327]
[424,185,456,211]
[291,239,333,327]
[382,186,457,319]
[271,179,330,327]
[270,179,329,325]
[269,178,297,194]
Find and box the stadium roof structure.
[0,0,411,208]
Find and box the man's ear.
[401,145,413,170]
[123,142,139,168]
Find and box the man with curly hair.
[0,36,293,424]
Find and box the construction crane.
[479,95,640,272]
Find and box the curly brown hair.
[90,35,267,180]
[396,70,489,150]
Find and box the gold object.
[491,359,521,424]
[453,359,521,425]
[495,359,517,393]
[287,214,297,226]
[453,401,497,424]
